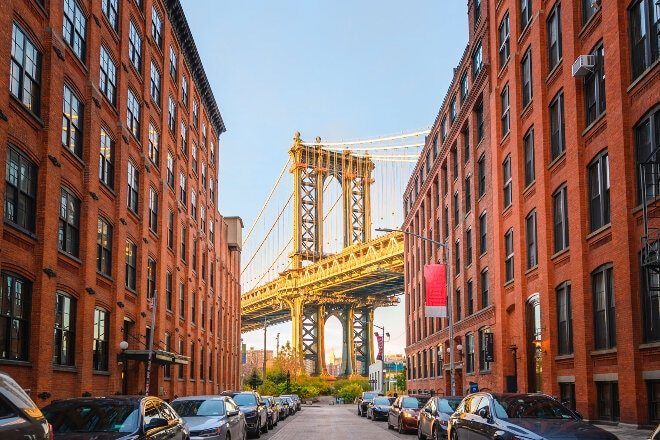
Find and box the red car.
[387,394,431,433]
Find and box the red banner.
[424,264,447,317]
[375,333,384,360]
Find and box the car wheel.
[226,433,231,440]
[398,417,406,434]
[450,429,459,440]
[254,422,261,439]
[432,426,441,440]
[387,416,393,429]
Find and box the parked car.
[42,395,189,439]
[223,391,268,437]
[280,394,301,411]
[279,396,295,416]
[387,394,430,433]
[357,391,380,417]
[447,392,619,440]
[261,396,279,429]
[417,395,463,440]
[273,397,289,420]
[0,370,52,440]
[367,396,395,421]
[170,395,246,440]
[650,423,660,439]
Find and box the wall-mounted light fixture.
[457,344,464,360]
[140,312,147,318]
[43,268,57,278]
[82,391,91,397]
[37,391,51,400]
[117,301,125,308]
[85,287,96,295]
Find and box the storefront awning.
[118,349,189,365]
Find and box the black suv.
[223,391,268,437]
[357,391,380,417]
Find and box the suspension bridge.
[240,129,428,376]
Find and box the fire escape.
[640,158,660,341]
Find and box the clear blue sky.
[180,0,468,357]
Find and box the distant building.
[0,0,242,401]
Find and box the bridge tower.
[288,132,376,376]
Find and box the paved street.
[264,398,654,440]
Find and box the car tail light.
[48,422,54,440]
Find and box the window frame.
[550,91,566,160]
[93,307,109,371]
[547,3,562,72]
[125,239,137,291]
[499,11,510,69]
[505,228,514,283]
[553,183,569,253]
[62,84,84,158]
[97,216,113,276]
[54,291,76,366]
[588,149,610,231]
[5,144,37,233]
[63,0,87,62]
[59,186,80,257]
[526,209,537,269]
[99,127,115,189]
[556,281,573,355]
[521,47,533,107]
[10,23,42,115]
[584,42,606,126]
[128,20,142,72]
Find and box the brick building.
[0,0,243,402]
[402,0,659,427]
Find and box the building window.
[463,124,470,164]
[444,206,449,239]
[180,122,188,156]
[475,328,489,372]
[178,339,184,379]
[190,342,195,379]
[128,21,142,71]
[465,175,472,214]
[583,0,599,25]
[521,0,532,31]
[99,127,114,189]
[467,278,474,315]
[62,84,83,158]
[456,288,462,321]
[201,162,207,189]
[455,240,461,275]
[97,217,112,276]
[593,264,616,350]
[479,211,487,254]
[149,62,161,106]
[501,84,510,138]
[452,146,458,180]
[560,382,576,411]
[585,42,606,126]
[499,12,510,69]
[465,333,475,373]
[180,225,187,262]
[648,381,660,424]
[200,205,206,233]
[149,187,158,233]
[630,0,659,80]
[10,23,42,114]
[179,283,185,319]
[191,191,197,221]
[167,210,174,250]
[167,150,175,189]
[596,381,620,421]
[450,96,457,125]
[466,228,473,266]
[193,100,199,128]
[478,154,486,197]
[166,272,173,312]
[521,48,533,107]
[192,142,199,175]
[209,217,215,243]
[182,76,189,108]
[503,154,512,209]
[125,239,137,291]
[476,101,484,142]
[169,46,177,81]
[547,3,562,71]
[557,282,573,355]
[164,332,171,378]
[99,46,117,105]
[475,0,481,24]
[472,40,483,79]
[148,124,160,166]
[191,291,197,324]
[63,0,86,61]
[147,258,156,298]
[151,6,163,49]
[102,0,118,31]
[635,108,660,203]
[481,268,489,307]
[168,96,176,133]
[460,70,468,102]
[93,307,109,371]
[441,116,448,142]
[550,91,565,160]
[526,209,537,269]
[127,89,141,140]
[505,228,514,283]
[59,187,80,257]
[588,149,610,231]
[0,272,31,361]
[127,161,139,214]
[54,292,76,366]
[642,266,660,343]
[5,145,37,233]
[453,192,459,226]
[553,184,569,252]
[192,239,197,272]
[524,127,535,186]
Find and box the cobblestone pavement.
[265,398,655,440]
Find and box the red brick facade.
[0,0,242,403]
[403,0,660,427]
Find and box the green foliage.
[337,383,364,403]
[396,367,407,393]
[333,378,370,393]
[247,369,263,390]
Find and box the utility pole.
[263,318,268,385]
[145,291,157,396]
[276,332,280,357]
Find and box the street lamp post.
[376,227,456,396]
[374,324,389,394]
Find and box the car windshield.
[170,399,225,417]
[438,398,462,413]
[363,393,379,400]
[402,397,429,409]
[494,395,576,420]
[232,394,257,406]
[43,400,140,433]
[263,399,272,408]
[373,397,391,406]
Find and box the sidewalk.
[599,423,653,440]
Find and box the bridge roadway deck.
[264,397,651,440]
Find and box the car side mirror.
[574,410,583,420]
[424,407,432,414]
[393,404,399,409]
[145,417,168,430]
[227,409,240,417]
[478,407,491,421]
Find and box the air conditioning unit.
[572,54,596,77]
